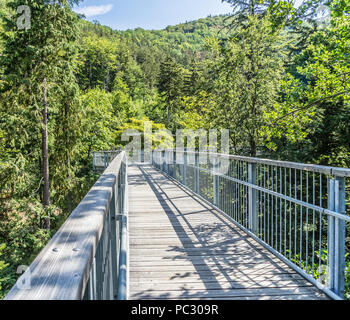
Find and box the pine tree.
[158,57,185,126]
[0,0,82,227]
[222,0,327,27]
[213,14,287,156]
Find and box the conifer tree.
[213,14,287,156]
[158,58,185,126]
[0,0,82,227]
[222,0,328,27]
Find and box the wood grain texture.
[128,164,329,300]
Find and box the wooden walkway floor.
[128,164,328,300]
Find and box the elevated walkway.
[128,164,328,300]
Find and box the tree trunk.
[42,77,50,229]
[67,155,73,213]
[167,103,171,125]
[250,138,257,157]
[67,190,73,214]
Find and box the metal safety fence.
[153,149,350,300]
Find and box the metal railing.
[5,152,128,300]
[152,149,350,300]
[93,150,149,171]
[93,150,122,172]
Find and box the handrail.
[153,149,350,299]
[5,152,128,300]
[185,163,350,222]
[117,162,128,300]
[166,149,350,177]
[93,150,122,171]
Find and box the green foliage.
[290,249,350,299]
[266,2,350,165]
[79,88,117,157]
[0,243,9,298]
[211,14,290,156]
[0,0,83,205]
[222,0,328,26]
[115,118,174,150]
[175,91,216,131]
[0,0,88,297]
[157,58,187,126]
[0,198,56,296]
[0,0,349,299]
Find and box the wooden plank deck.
[128,164,328,300]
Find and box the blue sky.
[74,0,233,30]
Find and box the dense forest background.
[0,0,349,298]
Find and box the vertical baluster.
[234,161,236,222]
[306,172,309,273]
[279,167,282,253]
[183,151,187,186]
[267,166,270,245]
[264,165,266,243]
[240,161,242,224]
[246,164,249,228]
[275,167,278,251]
[173,151,177,180]
[213,156,219,206]
[271,166,274,248]
[300,170,303,268]
[319,175,323,279]
[284,167,287,256]
[289,168,292,260]
[258,165,261,236]
[312,173,316,277]
[248,162,257,234]
[294,169,297,263]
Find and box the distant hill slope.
[164,14,230,34]
[81,14,230,66]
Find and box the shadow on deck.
[128,164,328,300]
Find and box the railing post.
[88,258,97,300]
[167,150,171,176]
[327,177,346,298]
[117,157,128,300]
[104,153,108,169]
[195,153,199,194]
[161,151,164,171]
[248,163,257,234]
[159,151,161,170]
[183,151,187,185]
[213,156,219,206]
[173,151,177,179]
[110,184,118,299]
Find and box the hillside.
[82,14,230,65]
[76,14,230,94]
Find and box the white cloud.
[75,4,113,18]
